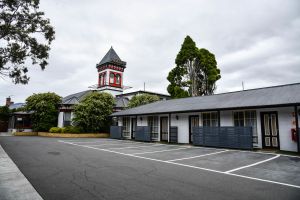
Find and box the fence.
[169,126,178,143]
[135,126,151,142]
[193,126,253,150]
[110,126,123,139]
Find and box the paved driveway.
[0,137,299,200]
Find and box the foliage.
[73,92,115,133]
[0,0,55,84]
[0,105,10,121]
[167,35,221,98]
[61,126,81,134]
[127,94,160,108]
[25,92,61,131]
[49,127,61,133]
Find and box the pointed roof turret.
[97,47,126,68]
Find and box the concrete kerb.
[0,144,43,200]
[13,132,110,138]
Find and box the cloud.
[1,0,300,104]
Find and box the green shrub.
[61,126,81,133]
[49,127,62,133]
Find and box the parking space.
[59,138,300,189]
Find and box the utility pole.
[144,82,145,91]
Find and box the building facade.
[111,83,300,152]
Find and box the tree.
[127,94,160,108]
[73,92,115,133]
[0,0,55,84]
[167,36,221,98]
[0,105,10,121]
[25,92,61,131]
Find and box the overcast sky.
[1,0,300,104]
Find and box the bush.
[61,126,81,134]
[49,127,62,133]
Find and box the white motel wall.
[117,106,299,152]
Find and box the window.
[233,110,257,144]
[202,112,218,127]
[116,74,121,85]
[148,116,159,140]
[122,117,130,137]
[109,73,115,83]
[64,112,71,127]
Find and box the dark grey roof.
[9,103,25,110]
[116,90,171,99]
[62,90,92,105]
[115,97,129,108]
[111,83,300,116]
[97,47,126,67]
[62,90,129,108]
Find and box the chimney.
[5,97,13,107]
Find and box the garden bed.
[14,132,38,136]
[38,132,109,138]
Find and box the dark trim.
[116,90,170,98]
[168,113,171,143]
[260,111,280,149]
[217,110,220,127]
[295,106,300,152]
[111,103,300,117]
[131,117,137,139]
[189,115,199,144]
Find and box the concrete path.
[0,132,13,136]
[0,144,43,200]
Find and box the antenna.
[242,81,245,90]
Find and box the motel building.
[111,83,300,153]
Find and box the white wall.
[220,111,232,126]
[58,112,64,128]
[171,112,201,144]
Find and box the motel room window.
[233,110,258,144]
[202,112,218,127]
[122,117,130,137]
[109,73,115,84]
[148,116,159,140]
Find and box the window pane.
[110,73,114,83]
[116,74,121,84]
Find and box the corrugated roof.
[62,90,92,105]
[98,47,126,67]
[9,103,25,110]
[62,90,128,109]
[115,97,129,108]
[111,83,300,116]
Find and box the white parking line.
[225,155,281,173]
[107,144,165,150]
[85,143,124,147]
[59,140,300,189]
[166,150,229,162]
[131,147,190,155]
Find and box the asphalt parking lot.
[0,137,300,200]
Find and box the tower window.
[116,74,121,85]
[109,73,115,83]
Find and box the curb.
[0,145,43,200]
[13,132,110,138]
